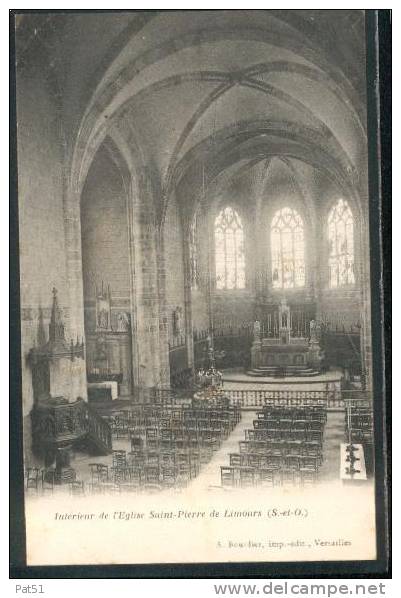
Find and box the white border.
[4,3,393,592]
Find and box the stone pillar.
[104,123,173,392]
[254,197,266,314]
[124,165,168,391]
[182,219,195,373]
[357,169,372,391]
[359,207,372,390]
[62,186,87,399]
[314,213,324,322]
[155,227,171,389]
[126,176,141,392]
[64,187,86,340]
[250,320,262,369]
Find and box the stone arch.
[65,115,171,392]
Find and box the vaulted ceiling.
[16,10,368,218]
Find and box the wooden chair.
[160,429,174,451]
[112,450,127,469]
[303,443,323,465]
[130,435,144,452]
[266,455,283,469]
[145,427,159,451]
[69,480,85,495]
[188,451,200,478]
[42,468,56,493]
[159,449,175,467]
[176,462,191,487]
[221,466,236,488]
[239,467,256,488]
[128,449,144,467]
[307,420,324,432]
[143,465,161,493]
[161,466,177,488]
[145,451,159,467]
[88,463,109,485]
[292,420,307,432]
[58,468,76,485]
[306,430,323,444]
[113,412,129,438]
[248,453,262,469]
[299,455,319,472]
[102,482,122,494]
[117,466,142,491]
[229,453,242,467]
[173,429,186,450]
[258,468,276,487]
[300,469,317,485]
[26,467,41,491]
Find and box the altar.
[250,299,322,377]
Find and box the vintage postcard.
[12,9,388,570]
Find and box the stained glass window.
[328,199,355,287]
[271,207,305,289]
[189,213,198,289]
[215,207,245,290]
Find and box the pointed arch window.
[215,207,245,290]
[328,199,355,287]
[189,213,198,290]
[271,207,305,289]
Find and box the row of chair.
[87,445,203,492]
[88,458,199,493]
[345,405,373,444]
[108,403,241,440]
[235,439,323,462]
[257,406,327,422]
[253,418,324,430]
[221,404,327,488]
[244,428,323,443]
[86,396,242,493]
[221,462,318,488]
[25,466,84,495]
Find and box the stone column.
[133,171,169,390]
[63,185,87,399]
[126,175,141,392]
[182,220,195,373]
[155,227,171,389]
[359,204,372,391]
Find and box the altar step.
[247,365,321,378]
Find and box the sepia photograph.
[10,9,389,573]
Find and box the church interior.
[16,11,374,496]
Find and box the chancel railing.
[221,389,372,410]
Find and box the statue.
[310,319,320,343]
[95,282,112,331]
[253,320,261,342]
[173,306,183,336]
[98,308,109,330]
[206,333,213,350]
[279,297,289,328]
[117,312,130,332]
[278,297,291,344]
